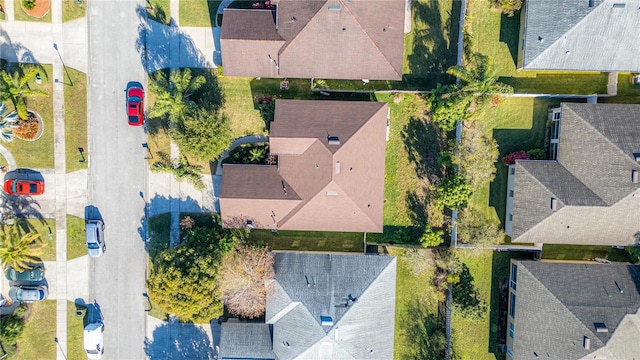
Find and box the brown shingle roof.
[221,100,388,232]
[220,0,404,80]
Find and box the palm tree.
[0,68,47,120]
[446,53,513,101]
[0,226,45,271]
[148,68,206,123]
[0,104,20,142]
[151,151,205,190]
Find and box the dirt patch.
[21,0,50,18]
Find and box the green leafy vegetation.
[146,0,170,25]
[0,224,46,271]
[491,0,523,16]
[0,64,54,168]
[221,142,275,166]
[171,108,232,162]
[151,151,205,190]
[432,175,472,211]
[14,0,51,22]
[453,123,499,190]
[146,215,245,323]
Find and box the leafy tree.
[420,226,445,247]
[0,69,47,120]
[151,151,205,190]
[146,223,237,323]
[148,68,205,122]
[0,226,45,271]
[456,207,504,246]
[22,0,35,10]
[431,175,472,211]
[0,305,27,346]
[218,245,275,318]
[427,83,472,131]
[492,0,523,16]
[170,108,233,162]
[452,124,499,190]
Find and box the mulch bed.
[21,0,50,18]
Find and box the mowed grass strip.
[62,0,85,22]
[64,67,88,172]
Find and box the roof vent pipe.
[584,336,591,350]
[588,0,594,7]
[632,170,639,183]
[550,197,557,210]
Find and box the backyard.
[466,0,608,94]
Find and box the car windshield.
[87,243,100,249]
[10,182,17,193]
[86,349,100,354]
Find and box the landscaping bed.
[14,0,51,22]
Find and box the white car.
[86,220,106,257]
[84,321,104,360]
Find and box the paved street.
[87,1,150,358]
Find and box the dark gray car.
[5,265,44,282]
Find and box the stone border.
[20,0,50,18]
[16,110,44,142]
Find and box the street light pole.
[53,43,74,86]
[54,338,68,360]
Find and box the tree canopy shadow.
[404,0,460,89]
[134,6,212,73]
[145,317,216,360]
[0,27,43,70]
[397,297,446,360]
[402,116,443,184]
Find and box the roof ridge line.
[518,261,604,347]
[340,0,402,78]
[562,104,639,170]
[278,1,329,55]
[526,2,605,68]
[267,301,301,324]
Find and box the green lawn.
[541,245,632,262]
[148,213,171,260]
[14,301,57,360]
[64,68,88,172]
[1,64,55,169]
[219,76,267,137]
[67,301,86,360]
[249,229,364,253]
[67,214,87,260]
[13,0,51,22]
[179,0,220,27]
[391,247,443,359]
[62,0,85,22]
[467,0,608,94]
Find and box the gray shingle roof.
[219,323,275,360]
[522,0,640,71]
[510,260,640,360]
[267,253,397,360]
[511,103,640,244]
